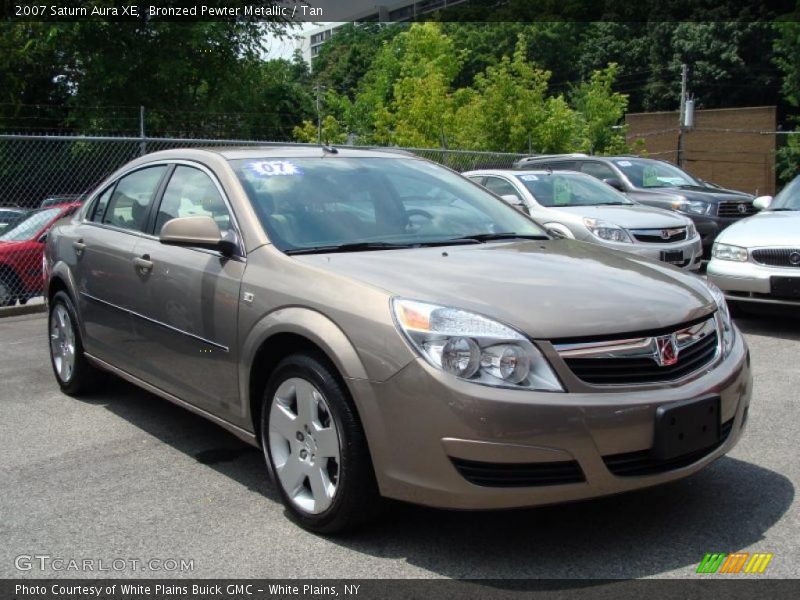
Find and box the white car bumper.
[707,258,800,306]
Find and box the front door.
[127,164,244,423]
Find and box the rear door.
[72,165,169,366]
[126,163,244,421]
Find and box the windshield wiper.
[446,232,549,243]
[769,208,798,212]
[285,242,415,255]
[596,202,631,206]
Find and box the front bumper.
[352,329,751,509]
[708,258,800,307]
[593,236,703,270]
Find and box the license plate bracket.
[653,396,720,461]
[770,276,800,299]
[660,250,684,265]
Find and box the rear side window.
[103,166,167,232]
[154,166,233,235]
[580,162,616,180]
[89,185,114,222]
[549,161,577,171]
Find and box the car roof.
[138,146,419,161]
[465,169,585,177]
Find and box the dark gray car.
[514,155,756,253]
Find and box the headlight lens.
[712,242,748,262]
[672,198,711,215]
[686,222,698,239]
[392,298,563,391]
[705,280,735,356]
[582,218,632,243]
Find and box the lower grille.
[717,202,757,218]
[451,457,585,487]
[563,330,718,385]
[631,228,687,243]
[603,418,734,477]
[752,248,800,267]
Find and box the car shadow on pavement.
[332,457,794,580]
[733,308,800,342]
[77,376,275,501]
[82,377,793,581]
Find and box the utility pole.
[139,106,146,156]
[314,84,324,145]
[677,64,688,168]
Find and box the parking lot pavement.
[1,310,798,580]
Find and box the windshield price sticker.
[520,175,539,181]
[247,161,303,177]
[616,160,633,167]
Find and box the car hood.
[634,185,754,204]
[553,204,690,229]
[294,240,715,339]
[716,210,800,247]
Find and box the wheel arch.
[240,307,370,443]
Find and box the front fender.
[238,306,369,426]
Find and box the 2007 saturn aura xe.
[44,147,752,533]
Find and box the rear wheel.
[0,270,18,306]
[48,291,100,395]
[260,353,381,534]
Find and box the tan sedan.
[44,147,752,533]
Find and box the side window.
[549,161,576,171]
[103,166,167,232]
[580,162,616,180]
[483,176,522,201]
[155,166,233,235]
[467,176,485,186]
[90,185,114,222]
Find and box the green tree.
[570,63,629,154]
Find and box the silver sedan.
[465,169,703,270]
[708,175,800,307]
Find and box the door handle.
[72,239,86,257]
[133,255,153,274]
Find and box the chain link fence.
[0,133,525,308]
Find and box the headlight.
[672,198,711,215]
[686,222,698,239]
[582,218,632,243]
[705,281,735,357]
[712,242,748,262]
[392,298,564,391]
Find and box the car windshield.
[613,159,699,188]
[770,176,800,211]
[230,157,547,253]
[515,173,633,207]
[0,207,61,241]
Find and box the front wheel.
[48,291,100,395]
[260,353,381,534]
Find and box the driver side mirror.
[37,233,48,244]
[501,194,530,215]
[753,196,773,211]
[159,216,237,256]
[602,178,626,193]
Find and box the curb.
[0,303,47,319]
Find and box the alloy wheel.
[268,377,341,515]
[50,304,76,383]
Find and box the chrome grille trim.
[629,227,687,244]
[717,200,757,218]
[554,315,721,385]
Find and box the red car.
[0,203,80,306]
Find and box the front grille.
[451,457,585,487]
[752,248,800,267]
[603,418,734,477]
[717,201,757,218]
[631,228,687,243]
[563,330,718,385]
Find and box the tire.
[48,291,100,395]
[0,270,18,307]
[260,352,381,534]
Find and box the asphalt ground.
[1,308,798,579]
